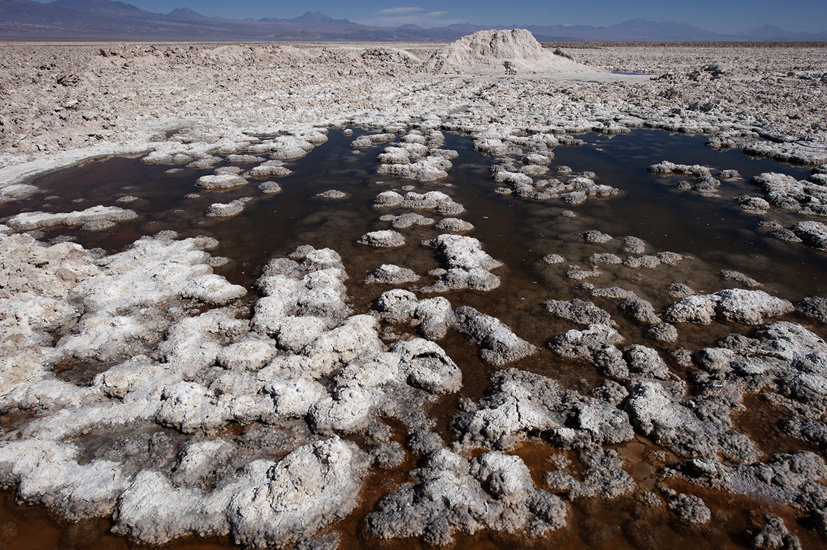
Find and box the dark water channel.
[0,128,825,550]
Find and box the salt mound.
[427,28,600,76]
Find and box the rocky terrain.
[0,29,826,550]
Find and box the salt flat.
[0,30,826,550]
[1,34,825,180]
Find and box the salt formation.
[545,449,635,499]
[423,234,503,292]
[206,198,252,218]
[648,161,723,195]
[375,131,457,182]
[664,288,794,325]
[751,172,827,216]
[455,306,537,365]
[365,264,419,285]
[373,289,455,340]
[673,451,827,533]
[366,449,568,546]
[427,28,604,76]
[357,230,406,247]
[196,173,248,190]
[453,369,634,450]
[247,161,292,179]
[544,298,615,326]
[0,239,468,547]
[6,205,137,231]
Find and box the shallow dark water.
[1,128,826,550]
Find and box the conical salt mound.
[427,28,602,76]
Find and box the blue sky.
[35,1,827,33]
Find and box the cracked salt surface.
[1,126,826,550]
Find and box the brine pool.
[0,127,825,550]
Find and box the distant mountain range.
[1,0,825,41]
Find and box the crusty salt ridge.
[426,28,607,76]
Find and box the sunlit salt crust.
[0,29,826,550]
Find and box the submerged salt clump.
[245,134,320,161]
[365,264,420,285]
[7,205,138,232]
[398,191,461,212]
[695,321,827,410]
[790,220,827,250]
[492,158,617,203]
[423,234,503,292]
[673,451,827,534]
[545,449,635,500]
[453,368,634,450]
[377,154,453,183]
[366,448,568,546]
[357,230,406,248]
[374,190,404,207]
[315,189,349,200]
[258,181,282,194]
[544,298,615,327]
[351,133,396,148]
[380,212,435,229]
[751,172,827,216]
[582,230,613,244]
[226,438,368,549]
[797,296,827,323]
[205,198,252,218]
[435,218,474,232]
[664,288,793,325]
[748,515,803,550]
[550,323,627,378]
[373,289,455,340]
[624,379,759,462]
[196,173,247,190]
[454,306,536,365]
[247,162,292,179]
[0,182,39,203]
[648,161,722,195]
[667,493,712,525]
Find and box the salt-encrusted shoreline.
[1,35,825,186]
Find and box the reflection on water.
[0,128,825,550]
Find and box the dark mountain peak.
[750,24,783,32]
[288,11,355,25]
[736,24,795,40]
[52,0,145,13]
[617,18,648,26]
[167,7,204,19]
[603,18,720,40]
